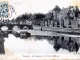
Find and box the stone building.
[48,10,60,27]
[57,6,79,28]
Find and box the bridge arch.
[26,25,33,29]
[1,26,8,31]
[23,26,29,29]
[19,25,33,29]
[13,25,20,30]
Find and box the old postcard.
[0,0,80,60]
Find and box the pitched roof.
[58,6,77,15]
[58,8,69,15]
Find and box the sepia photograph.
[0,0,80,60]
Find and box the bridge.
[0,20,33,54]
[0,22,33,30]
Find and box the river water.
[1,26,80,54]
[4,34,80,55]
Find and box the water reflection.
[32,36,80,53]
[4,34,80,54]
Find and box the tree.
[15,16,22,23]
[53,5,61,13]
[75,6,79,18]
[34,13,45,20]
[21,14,32,20]
[75,6,79,12]
[52,5,61,21]
[15,13,32,24]
[46,12,53,20]
[45,12,53,26]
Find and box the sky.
[7,0,72,19]
[0,0,80,20]
[0,0,79,19]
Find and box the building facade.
[57,6,79,28]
